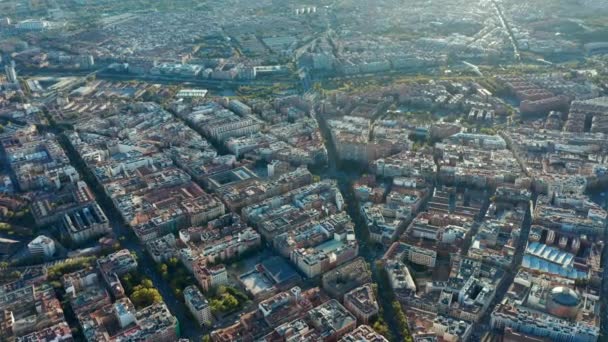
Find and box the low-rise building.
[184,285,212,326]
[146,233,177,263]
[385,241,437,268]
[343,284,379,324]
[62,203,111,244]
[491,299,598,342]
[339,325,388,342]
[0,283,66,340]
[194,262,228,292]
[321,257,372,300]
[307,300,356,341]
[291,236,359,278]
[384,259,416,298]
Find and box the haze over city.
[0,0,607,341]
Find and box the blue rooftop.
[261,256,300,285]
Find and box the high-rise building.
[5,61,17,83]
[27,235,56,258]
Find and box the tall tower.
[5,61,17,83]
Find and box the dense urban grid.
[0,0,608,341]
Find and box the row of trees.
[369,283,393,340]
[392,300,414,342]
[156,257,196,300]
[47,257,96,281]
[374,261,414,341]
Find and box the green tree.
[372,320,391,340]
[392,301,412,340]
[224,294,238,307]
[159,263,169,278]
[122,273,133,290]
[131,287,162,309]
[209,290,241,314]
[168,257,179,268]
[141,279,154,289]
